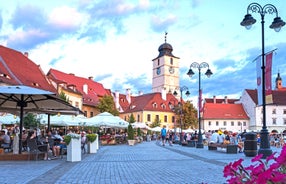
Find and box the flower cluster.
[223,145,286,184]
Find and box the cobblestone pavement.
[0,141,282,184]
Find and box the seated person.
[27,130,49,160]
[0,130,11,148]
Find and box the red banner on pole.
[265,52,273,96]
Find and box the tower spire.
[164,32,168,43]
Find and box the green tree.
[24,113,41,129]
[59,91,69,102]
[127,114,135,140]
[149,117,161,128]
[182,101,198,129]
[96,95,119,116]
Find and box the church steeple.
[275,72,282,89]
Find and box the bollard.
[244,132,257,157]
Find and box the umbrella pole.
[18,97,24,154]
[48,114,51,132]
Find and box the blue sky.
[0,0,286,105]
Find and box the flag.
[265,52,273,104]
[265,52,273,95]
[256,57,262,105]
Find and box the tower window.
[170,58,173,65]
[157,59,160,66]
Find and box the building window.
[272,109,276,114]
[137,114,140,122]
[208,121,211,126]
[90,112,93,117]
[243,122,246,126]
[283,109,286,114]
[170,58,173,65]
[238,121,241,126]
[284,119,286,125]
[155,115,159,122]
[164,115,167,122]
[172,116,175,123]
[216,121,219,126]
[272,118,277,125]
[223,121,226,126]
[231,121,234,126]
[84,111,87,117]
[147,114,151,122]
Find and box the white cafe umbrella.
[0,85,81,154]
[132,122,150,129]
[85,112,128,128]
[150,126,162,132]
[39,114,87,126]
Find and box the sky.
[0,0,286,106]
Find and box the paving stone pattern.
[0,142,282,184]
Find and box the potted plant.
[127,123,135,146]
[86,134,98,153]
[64,133,81,162]
[127,114,136,146]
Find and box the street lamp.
[187,62,213,148]
[173,86,190,144]
[241,3,285,158]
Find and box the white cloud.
[48,6,87,29]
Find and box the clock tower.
[152,33,180,95]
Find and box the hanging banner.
[256,57,262,106]
[265,52,273,104]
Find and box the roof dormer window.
[153,103,157,108]
[0,73,11,79]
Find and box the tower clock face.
[169,67,174,74]
[156,67,161,75]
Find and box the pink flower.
[251,154,263,162]
[224,145,286,183]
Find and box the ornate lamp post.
[241,3,285,158]
[173,86,190,144]
[187,62,212,148]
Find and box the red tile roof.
[205,98,239,104]
[203,103,249,120]
[47,69,108,106]
[245,89,286,105]
[245,89,258,104]
[0,45,56,92]
[120,92,180,113]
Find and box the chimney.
[24,52,29,57]
[83,84,88,94]
[161,87,166,101]
[88,76,94,80]
[213,96,216,104]
[224,96,228,104]
[126,88,131,104]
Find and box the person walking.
[167,130,173,146]
[161,126,167,146]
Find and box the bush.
[127,124,134,140]
[86,134,97,143]
[63,133,80,145]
